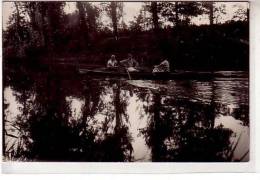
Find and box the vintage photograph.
[3,1,249,162]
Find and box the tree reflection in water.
[136,87,236,162]
[3,67,249,162]
[4,68,133,161]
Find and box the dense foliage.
[3,1,249,70]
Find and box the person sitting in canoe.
[107,55,118,70]
[120,53,139,72]
[153,59,170,73]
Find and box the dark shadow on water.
[3,65,249,162]
[138,92,233,161]
[4,66,133,161]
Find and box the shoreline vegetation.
[3,2,249,71]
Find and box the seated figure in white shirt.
[107,55,118,69]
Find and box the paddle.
[125,67,132,80]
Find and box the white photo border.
[1,0,259,173]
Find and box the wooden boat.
[78,68,248,80]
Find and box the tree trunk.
[14,2,22,42]
[114,83,121,132]
[77,2,89,48]
[208,2,214,25]
[151,2,159,33]
[175,2,180,27]
[85,2,97,33]
[152,93,162,161]
[246,8,249,23]
[110,2,118,40]
[26,2,38,30]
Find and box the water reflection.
[3,68,249,162]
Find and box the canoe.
[78,68,245,80]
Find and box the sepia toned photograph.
[3,1,249,163]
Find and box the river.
[3,67,249,162]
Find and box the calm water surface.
[3,68,249,162]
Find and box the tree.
[232,4,249,22]
[76,2,89,49]
[101,2,124,40]
[110,2,118,39]
[4,1,66,57]
[23,2,65,49]
[44,2,65,50]
[14,2,23,42]
[4,2,30,57]
[202,2,214,25]
[133,3,153,31]
[77,2,101,33]
[160,2,203,27]
[85,3,100,32]
[177,2,203,25]
[74,2,101,49]
[159,2,176,26]
[150,2,160,32]
[213,4,227,24]
[202,2,227,25]
[129,11,146,33]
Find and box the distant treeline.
[92,21,249,70]
[3,2,249,70]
